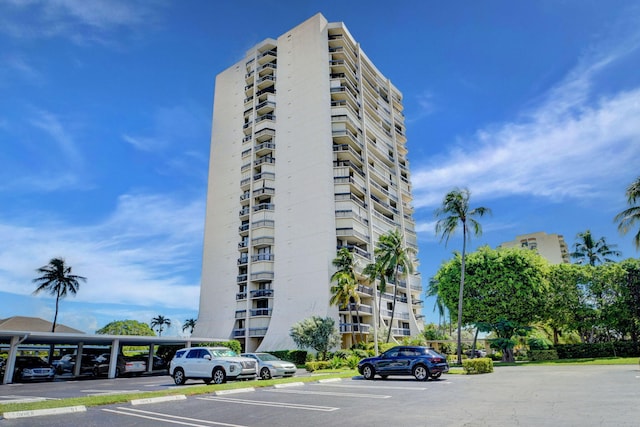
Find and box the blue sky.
[1,1,639,336]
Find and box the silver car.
[241,352,296,380]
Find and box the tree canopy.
[96,320,156,336]
[289,316,341,360]
[434,246,549,361]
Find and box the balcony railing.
[232,328,245,337]
[250,308,272,316]
[391,328,411,336]
[250,289,274,298]
[249,327,268,336]
[235,310,246,319]
[339,323,370,333]
[251,254,275,262]
[236,292,247,300]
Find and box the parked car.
[52,354,96,375]
[131,354,167,371]
[93,353,146,377]
[357,346,449,381]
[10,356,56,382]
[169,346,257,385]
[465,349,487,358]
[241,352,296,380]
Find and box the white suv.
[169,346,257,385]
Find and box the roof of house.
[0,316,85,334]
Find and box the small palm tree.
[33,258,86,332]
[182,318,197,335]
[330,248,361,345]
[434,187,490,364]
[570,230,621,265]
[373,229,415,343]
[615,176,640,250]
[150,315,171,336]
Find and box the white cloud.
[0,0,165,45]
[411,29,640,210]
[30,109,83,167]
[0,192,204,310]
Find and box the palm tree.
[182,318,197,334]
[362,260,392,355]
[434,187,490,365]
[373,229,415,344]
[32,258,86,333]
[150,315,171,336]
[615,176,640,250]
[330,248,361,345]
[570,230,621,265]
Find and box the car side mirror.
[203,354,212,360]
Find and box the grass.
[0,370,356,414]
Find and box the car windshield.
[255,353,279,361]
[210,348,237,357]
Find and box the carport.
[0,331,221,384]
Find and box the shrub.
[346,354,360,369]
[305,361,331,372]
[462,358,493,374]
[328,356,344,369]
[528,349,558,361]
[555,342,640,359]
[333,350,351,359]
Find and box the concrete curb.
[131,395,187,405]
[317,378,342,383]
[214,387,255,395]
[3,405,86,419]
[273,382,304,388]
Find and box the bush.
[328,356,344,369]
[305,361,331,372]
[555,342,640,359]
[267,350,307,366]
[528,349,558,361]
[462,358,493,374]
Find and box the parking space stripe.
[310,383,428,390]
[265,389,391,399]
[102,407,247,427]
[198,396,339,412]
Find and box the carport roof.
[0,330,223,347]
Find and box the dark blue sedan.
[357,346,449,381]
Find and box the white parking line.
[103,407,246,426]
[266,389,391,399]
[310,383,428,390]
[198,396,339,412]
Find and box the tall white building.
[194,14,423,352]
[499,231,570,264]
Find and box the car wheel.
[413,364,429,381]
[260,367,272,380]
[431,372,442,380]
[173,368,186,385]
[212,367,226,384]
[361,364,375,380]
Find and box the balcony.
[248,327,268,337]
[252,236,274,247]
[236,292,247,300]
[254,156,275,166]
[232,328,245,337]
[391,328,411,337]
[237,257,248,265]
[250,272,274,281]
[237,274,248,283]
[254,127,275,142]
[338,244,371,260]
[339,323,370,333]
[250,289,274,298]
[339,303,373,314]
[253,203,275,212]
[235,310,246,319]
[251,254,274,262]
[250,308,272,316]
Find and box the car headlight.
[22,369,33,374]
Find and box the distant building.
[499,232,570,264]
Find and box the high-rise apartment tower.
[194,14,423,351]
[499,231,570,264]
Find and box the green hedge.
[267,350,307,366]
[305,361,331,372]
[461,358,493,374]
[555,342,640,359]
[528,349,558,361]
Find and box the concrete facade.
[194,14,423,351]
[499,231,570,264]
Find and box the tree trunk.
[52,289,61,333]
[456,226,467,365]
[471,327,479,359]
[385,267,400,343]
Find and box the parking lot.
[2,364,639,426]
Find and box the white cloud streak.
[0,192,204,310]
[411,28,640,210]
